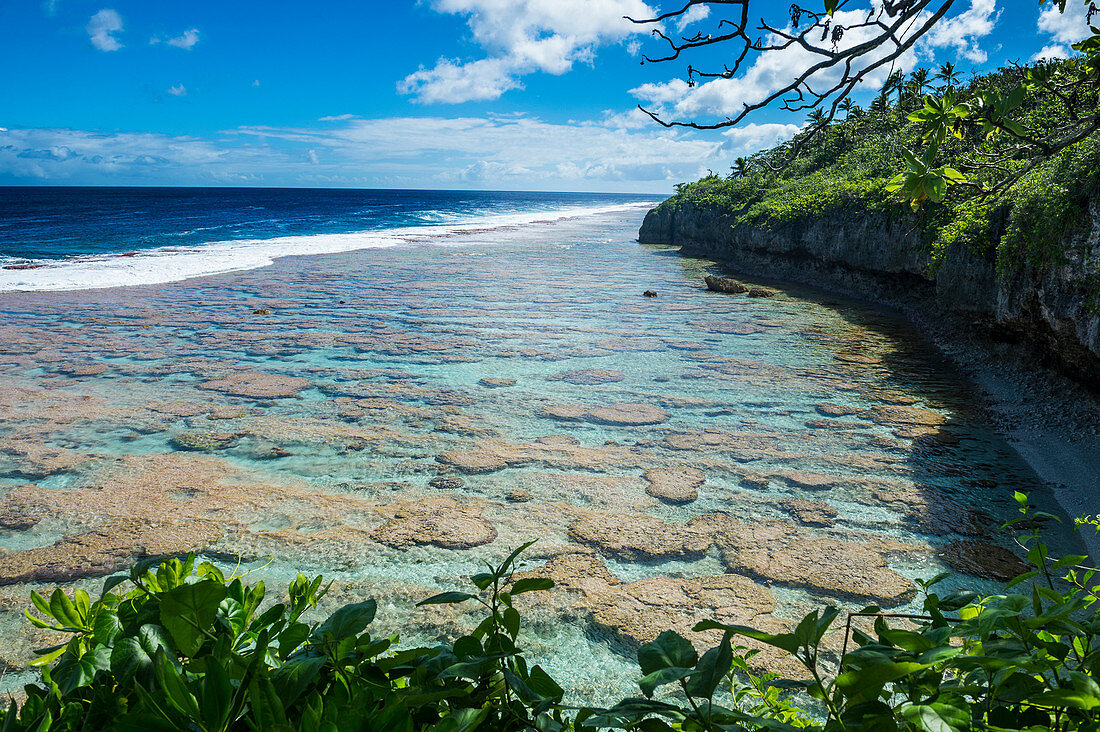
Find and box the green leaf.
[312,599,377,641]
[638,631,698,675]
[684,634,733,699]
[510,577,554,595]
[898,701,970,732]
[52,646,110,694]
[111,624,170,684]
[155,649,201,720]
[638,667,694,698]
[201,661,233,731]
[417,592,476,606]
[48,589,84,630]
[158,580,229,657]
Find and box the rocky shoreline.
[639,201,1100,558]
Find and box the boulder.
[643,467,705,504]
[704,276,747,294]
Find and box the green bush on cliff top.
[5,496,1100,731]
[659,57,1100,274]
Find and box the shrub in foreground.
[3,495,1100,731]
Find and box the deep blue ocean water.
[0,187,658,291]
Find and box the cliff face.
[639,199,1100,387]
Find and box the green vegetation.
[4,497,1100,731]
[657,55,1100,274]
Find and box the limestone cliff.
[639,198,1100,387]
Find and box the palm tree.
[806,108,828,126]
[839,97,854,120]
[881,70,906,105]
[870,92,890,116]
[731,157,750,178]
[908,67,932,102]
[934,61,962,91]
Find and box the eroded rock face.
[552,369,624,386]
[643,467,705,504]
[942,541,1029,581]
[199,371,310,399]
[568,513,712,561]
[370,497,497,550]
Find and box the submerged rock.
[478,377,516,388]
[540,402,669,426]
[199,371,310,399]
[435,450,510,474]
[870,405,947,426]
[942,541,1029,581]
[770,469,838,492]
[371,497,497,550]
[551,368,625,386]
[506,488,533,502]
[568,512,712,561]
[169,431,240,452]
[428,476,465,490]
[643,467,705,504]
[781,498,838,527]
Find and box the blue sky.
[0,0,1092,192]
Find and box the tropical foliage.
[3,496,1100,731]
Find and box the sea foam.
[0,201,653,293]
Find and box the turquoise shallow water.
[0,207,1081,701]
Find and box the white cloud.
[1038,0,1092,45]
[87,9,123,52]
[922,0,999,63]
[0,115,740,191]
[399,0,656,103]
[1031,43,1071,61]
[721,123,801,157]
[167,84,187,97]
[252,80,261,87]
[630,1,999,122]
[151,28,200,49]
[676,4,710,32]
[318,114,357,121]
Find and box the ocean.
[0,187,1081,700]
[0,187,657,291]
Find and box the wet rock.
[781,498,838,527]
[252,308,271,315]
[200,371,310,399]
[478,377,516,388]
[264,446,293,459]
[942,541,1029,581]
[429,476,466,490]
[704,276,747,294]
[435,450,510,474]
[721,533,914,605]
[535,435,581,447]
[771,469,838,491]
[815,403,863,417]
[643,290,657,298]
[643,467,704,504]
[747,288,777,298]
[587,403,669,426]
[371,497,497,550]
[506,489,533,502]
[873,390,918,405]
[540,402,669,426]
[169,431,240,452]
[870,405,947,427]
[0,496,41,530]
[56,362,108,377]
[569,512,711,561]
[835,353,881,365]
[552,368,625,386]
[739,473,770,490]
[0,517,223,586]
